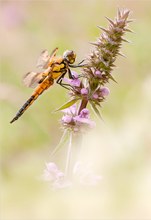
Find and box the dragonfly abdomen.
[10,95,36,123]
[10,77,54,124]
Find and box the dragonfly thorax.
[63,50,76,64]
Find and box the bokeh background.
[1,0,151,219]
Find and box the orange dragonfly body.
[10,48,81,123]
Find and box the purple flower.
[61,105,95,132]
[43,162,64,181]
[63,71,81,87]
[62,104,77,115]
[43,161,102,188]
[73,161,102,186]
[70,78,81,87]
[100,87,110,97]
[79,108,89,118]
[74,116,95,129]
[92,93,99,100]
[93,70,102,78]
[80,88,89,95]
[62,115,72,123]
[43,162,71,189]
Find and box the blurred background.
[1,0,151,219]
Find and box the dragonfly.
[10,47,84,124]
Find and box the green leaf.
[108,74,117,83]
[90,101,102,119]
[55,98,80,112]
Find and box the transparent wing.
[23,71,43,88]
[49,47,58,59]
[36,47,58,69]
[36,50,50,69]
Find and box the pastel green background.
[1,0,151,219]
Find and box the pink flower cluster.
[61,105,95,132]
[64,70,110,105]
[43,162,71,189]
[43,162,102,189]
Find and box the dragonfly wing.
[49,47,58,59]
[36,50,50,69]
[23,71,43,88]
[36,48,59,69]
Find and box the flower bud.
[80,88,88,95]
[79,108,89,118]
[100,87,110,97]
[92,93,99,99]
[94,70,102,78]
[62,115,72,123]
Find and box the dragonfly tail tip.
[10,118,16,124]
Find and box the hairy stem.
[78,98,88,115]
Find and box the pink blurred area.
[0,2,25,28]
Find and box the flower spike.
[42,9,132,188]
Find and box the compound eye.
[69,51,76,64]
[63,50,76,64]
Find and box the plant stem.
[50,130,68,158]
[65,132,72,177]
[78,98,88,115]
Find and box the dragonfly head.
[63,50,76,64]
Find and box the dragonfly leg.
[56,73,72,90]
[68,68,74,79]
[69,59,86,68]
